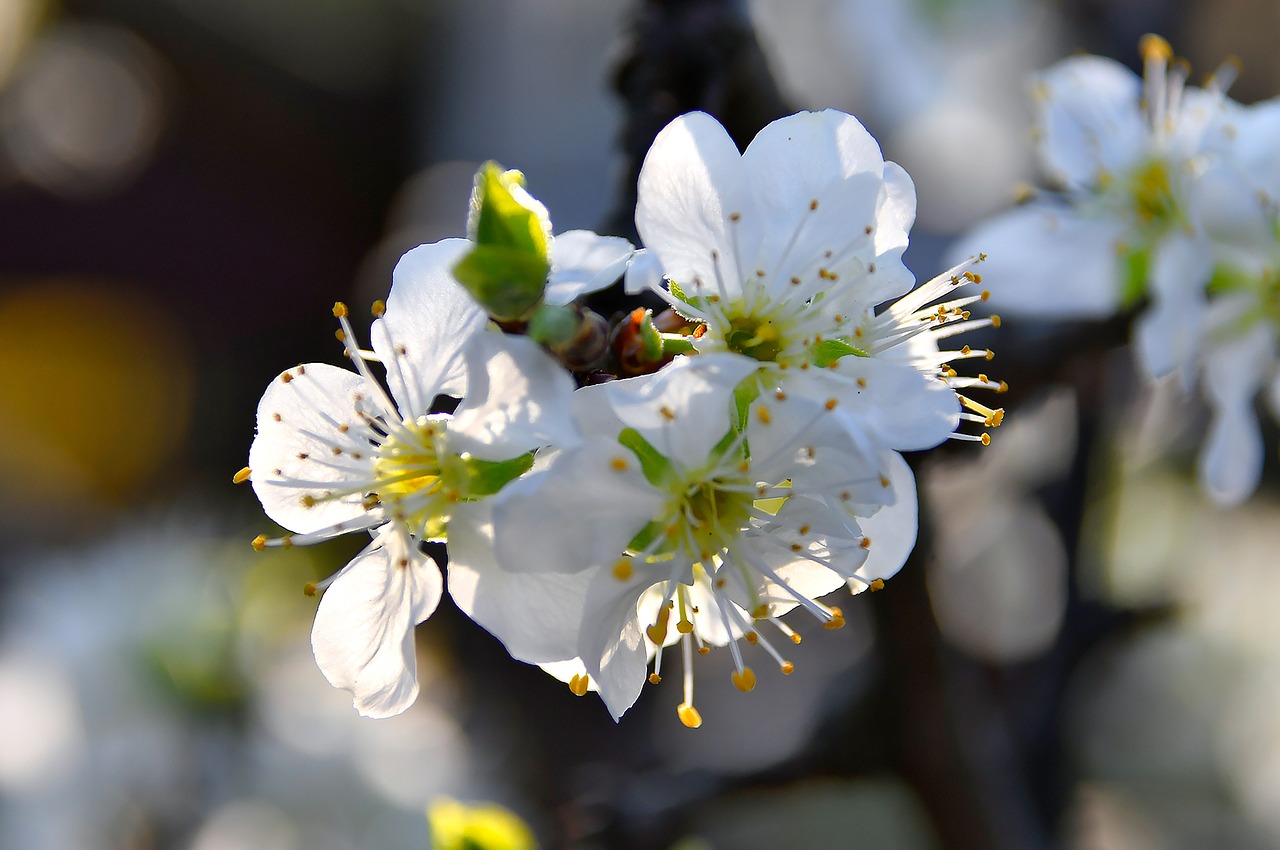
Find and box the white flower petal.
[579,567,654,720]
[945,203,1126,319]
[449,333,580,460]
[446,501,590,664]
[311,530,442,718]
[853,450,918,585]
[371,239,485,414]
[635,111,756,300]
[738,110,889,292]
[248,362,380,535]
[545,230,635,305]
[1198,316,1274,506]
[1134,232,1213,381]
[491,437,666,574]
[603,353,759,469]
[1034,56,1146,190]
[623,248,665,295]
[782,357,960,452]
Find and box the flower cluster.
[952,34,1280,506]
[240,110,1001,724]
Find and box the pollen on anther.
[869,578,886,592]
[660,406,676,421]
[757,406,772,425]
[251,535,267,551]
[335,329,346,342]
[729,212,742,222]
[233,466,252,484]
[281,372,294,384]
[864,225,873,234]
[677,703,703,728]
[981,290,991,301]
[879,475,890,488]
[860,537,872,549]
[300,494,317,508]
[825,398,838,410]
[809,199,819,210]
[303,581,317,597]
[781,661,795,675]
[790,276,801,286]
[698,646,710,655]
[332,302,349,318]
[371,299,386,318]
[981,433,992,446]
[649,672,662,684]
[745,631,759,645]
[732,667,756,692]
[856,378,867,389]
[824,606,846,630]
[613,559,633,581]
[610,456,629,472]
[990,315,1002,327]
[568,674,590,697]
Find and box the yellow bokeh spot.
[428,798,538,850]
[0,281,193,519]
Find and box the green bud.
[453,162,553,321]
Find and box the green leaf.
[1118,247,1150,307]
[732,376,761,432]
[1207,263,1252,295]
[459,452,535,497]
[812,337,868,367]
[618,427,675,488]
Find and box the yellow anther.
[981,433,992,446]
[997,381,1009,393]
[676,619,694,635]
[980,290,991,301]
[610,456,628,472]
[697,646,710,655]
[301,494,317,508]
[879,475,890,488]
[303,581,317,597]
[860,537,872,549]
[251,535,267,551]
[961,345,971,355]
[790,633,802,645]
[335,329,346,342]
[660,405,676,421]
[649,673,662,685]
[824,398,838,410]
[332,301,349,318]
[371,299,386,318]
[824,606,846,630]
[869,578,886,592]
[1140,32,1173,63]
[790,276,801,286]
[612,559,633,581]
[233,466,251,484]
[985,349,995,360]
[729,212,741,222]
[731,667,757,692]
[745,631,759,645]
[990,315,1002,328]
[781,661,795,675]
[677,703,703,728]
[281,372,294,383]
[809,199,819,210]
[757,405,772,425]
[568,674,590,697]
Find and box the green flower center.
[724,313,784,362]
[1128,158,1179,230]
[372,417,456,539]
